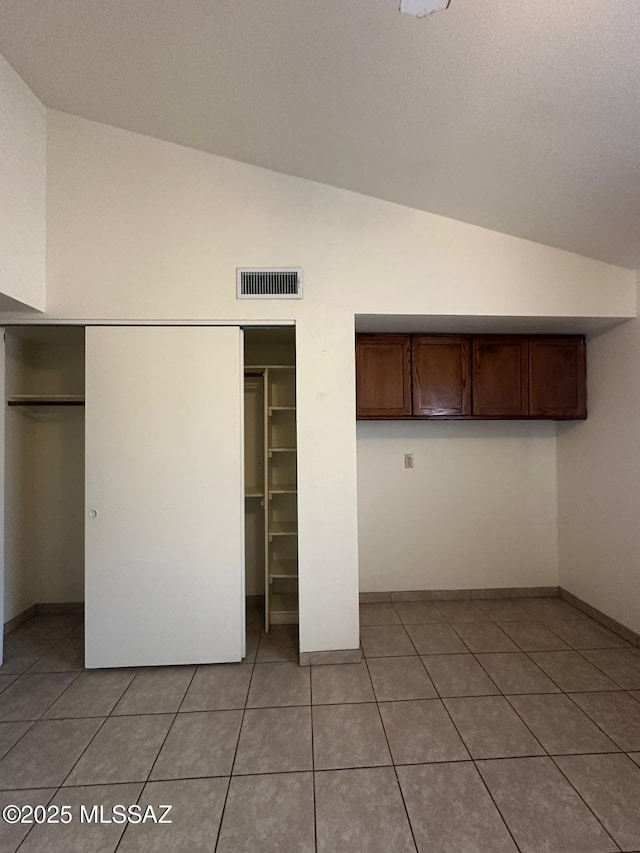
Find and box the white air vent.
[237,268,303,299]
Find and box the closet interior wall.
[4,327,85,623]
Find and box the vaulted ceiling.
[1,0,639,267]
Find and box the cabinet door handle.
[88,509,98,519]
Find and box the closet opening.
[244,327,298,633]
[4,326,86,637]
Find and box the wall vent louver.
[237,268,303,299]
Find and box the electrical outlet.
[404,453,414,469]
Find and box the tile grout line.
[0,666,133,778]
[561,691,634,752]
[13,788,59,852]
[521,647,624,693]
[113,664,201,852]
[375,604,636,850]
[213,633,261,853]
[472,648,562,695]
[463,624,632,758]
[13,712,114,851]
[548,754,623,851]
[365,655,419,853]
[572,645,637,691]
[310,653,318,853]
[4,611,639,849]
[431,679,524,853]
[463,626,630,850]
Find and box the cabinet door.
[85,327,245,668]
[412,336,471,417]
[472,337,528,417]
[529,336,586,418]
[356,335,411,417]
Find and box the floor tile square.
[43,670,136,718]
[445,696,543,759]
[508,693,617,754]
[13,615,82,640]
[315,767,415,853]
[246,607,263,631]
[27,634,85,673]
[218,772,314,853]
[581,648,640,689]
[11,616,81,644]
[436,602,490,623]
[359,603,401,626]
[571,691,640,750]
[398,762,518,853]
[360,625,416,657]
[476,600,541,621]
[451,623,518,653]
[520,599,586,621]
[422,654,499,697]
[405,624,467,654]
[311,662,374,704]
[150,710,242,779]
[0,788,56,853]
[498,622,570,651]
[181,664,252,711]
[393,602,445,624]
[0,721,32,759]
[18,783,142,853]
[255,626,298,662]
[0,673,78,721]
[313,703,391,770]
[529,651,618,692]
[545,620,627,650]
[379,699,468,763]
[112,667,195,715]
[0,676,18,695]
[247,662,310,707]
[120,777,228,853]
[64,714,173,785]
[0,637,50,675]
[367,656,437,701]
[477,757,617,853]
[0,718,102,789]
[556,753,640,851]
[629,752,640,767]
[479,598,584,623]
[477,653,560,694]
[233,706,312,774]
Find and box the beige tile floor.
[0,600,640,851]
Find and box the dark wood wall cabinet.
[356,333,586,420]
[355,335,412,417]
[413,336,471,417]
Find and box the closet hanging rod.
[7,395,85,407]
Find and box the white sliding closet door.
[85,327,245,668]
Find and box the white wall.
[358,420,559,592]
[0,55,46,312]
[557,275,640,634]
[3,110,634,652]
